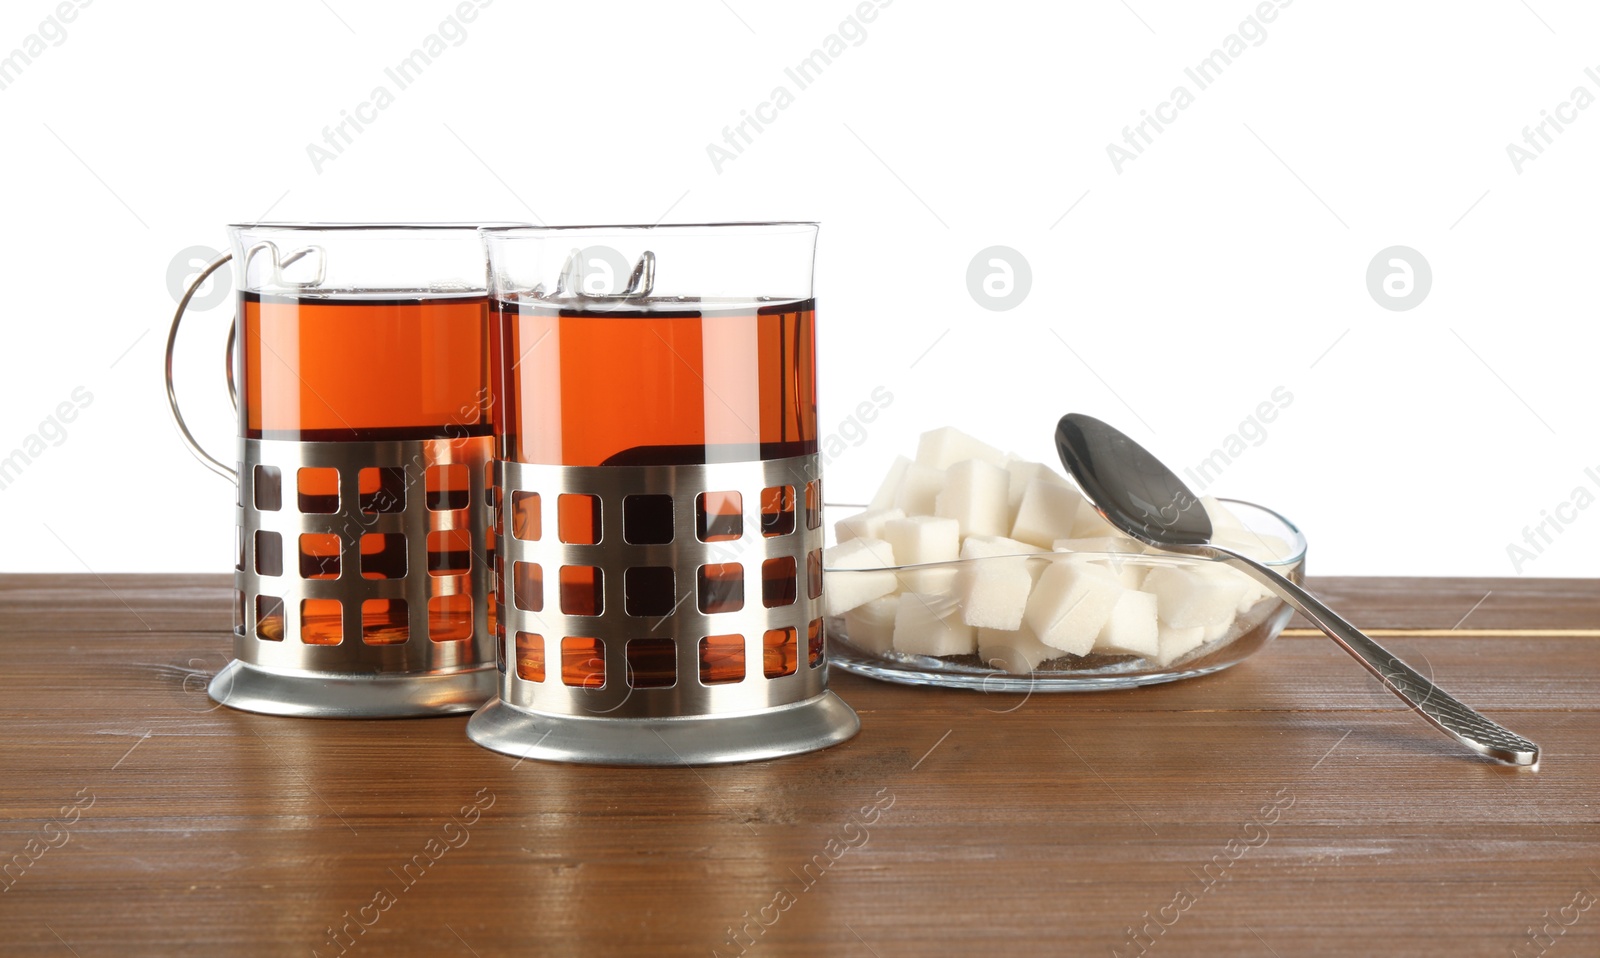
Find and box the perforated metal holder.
[215,435,498,717]
[466,453,860,765]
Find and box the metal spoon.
[1054,412,1539,767]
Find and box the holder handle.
[164,252,238,482]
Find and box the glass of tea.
[166,222,525,718]
[467,223,860,765]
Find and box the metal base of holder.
[465,691,860,766]
[209,660,497,719]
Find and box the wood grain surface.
[1,574,1596,957]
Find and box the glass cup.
[467,223,859,764]
[166,222,526,717]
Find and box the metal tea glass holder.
[469,225,860,764]
[165,224,510,718]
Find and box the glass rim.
[228,221,531,232]
[480,221,819,234]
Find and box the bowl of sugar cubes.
[823,427,1306,690]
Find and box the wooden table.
[2,575,1596,957]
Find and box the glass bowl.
[823,498,1306,691]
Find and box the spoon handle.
[1209,547,1539,767]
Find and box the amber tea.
[239,290,491,441]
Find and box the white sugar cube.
[1203,617,1235,642]
[882,515,960,566]
[1104,559,1147,590]
[979,623,1059,674]
[1198,561,1272,612]
[1196,564,1253,614]
[1094,589,1160,658]
[893,592,976,656]
[957,536,1045,630]
[1156,623,1207,665]
[884,515,961,592]
[1235,577,1273,613]
[835,507,904,544]
[1141,565,1247,629]
[1052,537,1147,588]
[959,564,1032,631]
[1201,497,1286,562]
[1212,529,1293,564]
[904,563,959,594]
[916,426,1009,471]
[869,456,911,511]
[1071,505,1120,539]
[934,458,1010,538]
[893,463,946,515]
[842,595,899,655]
[1010,478,1086,547]
[1005,460,1070,514]
[1024,559,1122,656]
[825,536,896,567]
[1201,496,1248,534]
[822,537,898,616]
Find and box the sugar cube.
[958,535,1046,630]
[882,515,960,565]
[1204,499,1294,561]
[822,537,898,616]
[934,458,1010,538]
[1053,537,1148,588]
[1200,562,1272,613]
[869,456,911,511]
[1005,460,1070,514]
[1194,564,1253,614]
[1155,623,1207,665]
[1094,589,1160,658]
[894,463,946,515]
[1141,565,1247,629]
[915,426,1009,471]
[1236,579,1272,613]
[1071,505,1120,539]
[883,515,961,592]
[904,563,960,594]
[979,622,1060,674]
[1212,529,1294,564]
[1201,496,1248,534]
[893,592,977,656]
[842,595,899,655]
[1023,559,1122,656]
[1010,478,1087,547]
[824,536,896,567]
[835,507,905,544]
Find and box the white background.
[1,0,1596,577]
